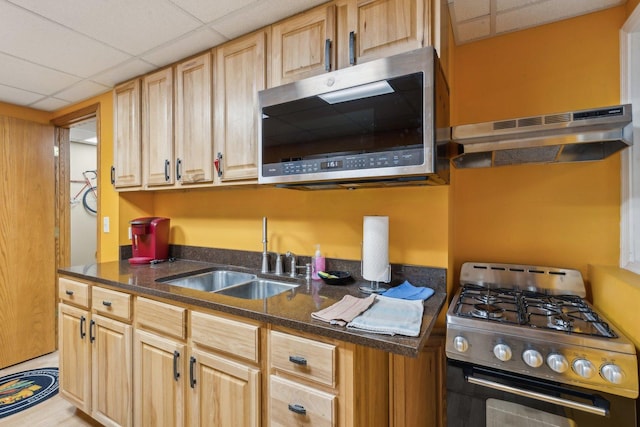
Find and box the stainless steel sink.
[214,279,298,299]
[160,270,256,292]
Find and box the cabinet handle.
[173,350,181,381]
[349,31,356,65]
[189,356,197,388]
[65,289,74,296]
[102,300,112,307]
[324,38,331,71]
[110,166,115,185]
[288,403,307,415]
[288,355,308,366]
[80,315,86,339]
[164,159,170,182]
[89,319,96,343]
[215,152,223,177]
[176,158,182,181]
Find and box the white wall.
[70,141,97,266]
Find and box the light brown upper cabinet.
[270,3,336,87]
[214,30,268,182]
[112,79,142,189]
[142,67,174,187]
[337,0,428,68]
[175,52,214,186]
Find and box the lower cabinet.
[59,277,446,426]
[58,278,133,427]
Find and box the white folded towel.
[346,295,424,337]
[311,294,377,326]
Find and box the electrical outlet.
[128,226,132,240]
[103,216,110,233]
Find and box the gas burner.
[475,294,499,305]
[472,303,504,319]
[547,314,572,331]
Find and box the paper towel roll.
[362,216,390,283]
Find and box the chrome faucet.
[261,217,269,274]
[285,251,297,277]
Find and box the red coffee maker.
[128,217,170,264]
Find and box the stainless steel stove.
[446,262,638,427]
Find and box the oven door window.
[447,360,637,427]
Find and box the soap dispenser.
[312,244,325,280]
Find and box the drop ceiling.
[0,0,627,112]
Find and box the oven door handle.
[466,375,609,417]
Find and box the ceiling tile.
[29,97,72,112]
[54,80,111,103]
[142,27,227,67]
[91,60,157,87]
[448,0,490,23]
[0,84,46,106]
[0,2,131,77]
[169,0,256,23]
[0,52,80,95]
[211,0,328,39]
[7,0,202,56]
[496,0,545,13]
[456,17,492,43]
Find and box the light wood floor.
[0,352,100,426]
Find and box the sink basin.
[160,270,256,292]
[215,279,298,299]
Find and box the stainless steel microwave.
[257,47,456,189]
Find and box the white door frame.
[620,5,640,274]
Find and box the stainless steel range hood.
[451,104,632,168]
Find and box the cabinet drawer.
[135,297,186,340]
[270,330,336,387]
[191,311,259,363]
[270,375,336,427]
[59,277,90,308]
[92,286,131,321]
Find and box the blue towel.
[347,295,424,336]
[382,280,434,300]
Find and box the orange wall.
[450,6,626,284]
[0,101,50,124]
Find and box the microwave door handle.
[466,375,608,417]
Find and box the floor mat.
[0,367,58,419]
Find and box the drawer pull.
[289,355,307,366]
[65,290,74,296]
[102,300,112,307]
[288,403,307,415]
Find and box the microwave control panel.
[262,147,424,177]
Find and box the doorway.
[69,119,98,265]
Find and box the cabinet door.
[58,304,91,414]
[214,31,267,182]
[143,67,174,187]
[175,53,214,185]
[343,0,426,66]
[271,4,336,86]
[91,314,133,427]
[113,79,142,188]
[134,329,186,427]
[188,348,260,427]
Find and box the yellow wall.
[450,6,626,283]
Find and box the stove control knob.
[572,359,595,379]
[493,344,512,362]
[601,364,624,384]
[453,336,469,353]
[547,353,569,373]
[522,349,543,368]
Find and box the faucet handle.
[274,253,283,275]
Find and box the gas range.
[446,262,639,399]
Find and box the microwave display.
[260,72,425,175]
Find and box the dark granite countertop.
[59,257,446,357]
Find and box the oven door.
[447,359,637,427]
